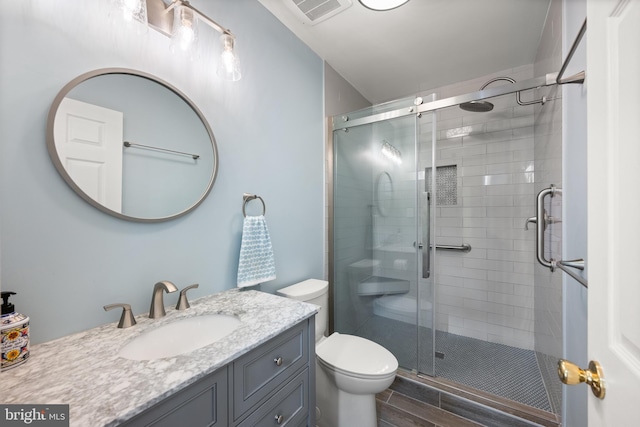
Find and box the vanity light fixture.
[170,3,199,58]
[217,33,242,81]
[358,0,410,11]
[145,0,242,80]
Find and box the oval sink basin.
[119,314,241,360]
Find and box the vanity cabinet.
[120,368,228,427]
[120,317,314,427]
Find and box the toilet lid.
[316,333,398,378]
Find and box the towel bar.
[242,193,266,217]
[123,141,200,160]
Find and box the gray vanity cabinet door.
[232,321,309,419]
[119,367,228,427]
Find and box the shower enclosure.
[330,76,562,414]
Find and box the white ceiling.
[258,0,552,104]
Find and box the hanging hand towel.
[237,215,276,287]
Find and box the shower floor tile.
[355,315,552,412]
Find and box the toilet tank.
[277,279,328,341]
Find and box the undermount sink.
[119,314,242,360]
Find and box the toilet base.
[316,359,385,427]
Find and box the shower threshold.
[380,370,561,427]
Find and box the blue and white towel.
[237,215,276,288]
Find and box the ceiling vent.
[285,0,353,25]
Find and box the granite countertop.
[0,289,318,426]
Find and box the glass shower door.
[332,98,435,375]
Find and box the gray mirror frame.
[46,68,218,223]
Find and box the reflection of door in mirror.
[54,98,124,213]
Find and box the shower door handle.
[421,192,431,278]
[532,185,559,269]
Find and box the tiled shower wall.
[417,65,539,350]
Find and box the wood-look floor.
[377,389,483,427]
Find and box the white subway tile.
[438,284,487,302]
[437,217,464,227]
[463,318,489,333]
[488,270,533,287]
[461,207,487,218]
[464,298,515,316]
[435,274,465,287]
[449,326,488,341]
[488,291,532,308]
[461,165,487,177]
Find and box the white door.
[53,98,124,212]
[587,0,640,425]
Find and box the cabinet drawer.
[237,368,308,427]
[120,367,227,427]
[233,321,309,418]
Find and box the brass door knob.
[557,359,605,399]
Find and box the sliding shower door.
[333,83,560,413]
[332,97,435,375]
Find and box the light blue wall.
[0,0,325,344]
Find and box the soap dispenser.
[1,292,30,371]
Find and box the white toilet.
[277,279,398,427]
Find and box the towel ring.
[242,193,266,217]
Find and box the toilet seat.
[316,333,398,380]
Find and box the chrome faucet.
[149,281,178,319]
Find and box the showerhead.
[459,76,516,113]
[459,100,494,112]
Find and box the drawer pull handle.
[274,357,283,366]
[275,414,284,424]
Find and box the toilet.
[277,279,398,427]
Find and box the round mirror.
[46,68,218,222]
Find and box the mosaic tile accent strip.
[426,165,458,206]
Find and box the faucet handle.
[104,303,137,329]
[176,284,199,310]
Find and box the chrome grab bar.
[433,244,472,253]
[416,243,472,253]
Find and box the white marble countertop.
[0,289,318,426]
